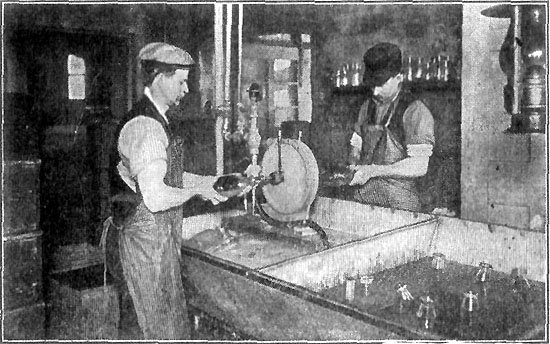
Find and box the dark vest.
[117,97,185,239]
[120,98,185,188]
[353,91,426,211]
[359,90,420,166]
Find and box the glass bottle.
[213,173,254,198]
[442,58,450,82]
[425,58,432,81]
[352,63,361,87]
[415,57,424,80]
[436,55,443,81]
[341,64,349,87]
[406,56,414,82]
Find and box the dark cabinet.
[3,160,46,339]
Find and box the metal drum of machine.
[259,138,319,223]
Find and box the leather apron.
[118,99,190,339]
[352,92,422,212]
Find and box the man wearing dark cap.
[348,43,434,212]
[116,42,227,339]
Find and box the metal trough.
[180,197,547,340]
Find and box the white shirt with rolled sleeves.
[117,87,169,197]
[117,88,221,213]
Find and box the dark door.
[15,29,129,267]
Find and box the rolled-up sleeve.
[402,100,435,157]
[118,116,168,179]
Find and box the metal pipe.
[237,4,243,103]
[225,4,232,103]
[214,3,224,175]
[214,4,224,107]
[512,5,522,114]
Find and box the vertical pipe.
[214,4,225,108]
[214,3,224,175]
[512,5,522,114]
[237,4,243,103]
[225,4,232,102]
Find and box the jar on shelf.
[405,56,414,82]
[442,57,450,82]
[341,64,349,87]
[436,55,443,81]
[351,63,361,87]
[424,58,432,81]
[414,57,424,80]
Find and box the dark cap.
[363,43,402,87]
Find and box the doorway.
[12,29,129,263]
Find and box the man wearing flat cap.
[115,42,227,339]
[348,43,434,212]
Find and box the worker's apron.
[352,94,421,212]
[119,115,189,339]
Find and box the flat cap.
[138,42,194,67]
[363,43,402,87]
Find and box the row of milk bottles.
[334,55,458,88]
[404,55,457,82]
[334,63,363,88]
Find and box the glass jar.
[351,63,361,87]
[405,56,414,82]
[415,57,424,80]
[341,64,349,87]
[335,70,341,88]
